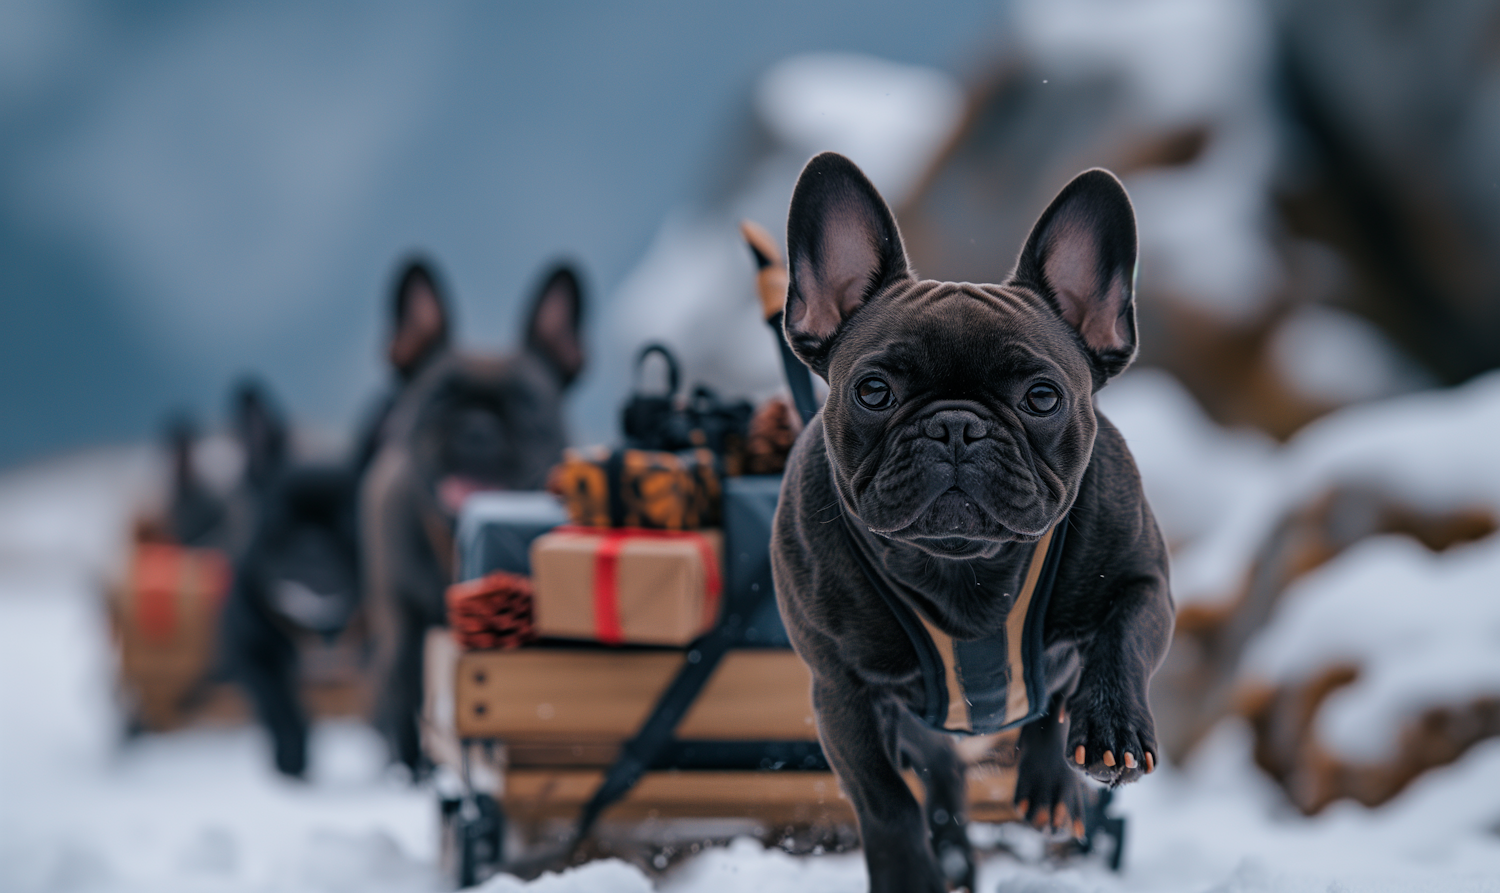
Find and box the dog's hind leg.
[899,707,975,892]
[814,683,948,893]
[1013,691,1089,840]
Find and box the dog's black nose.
[924,410,987,445]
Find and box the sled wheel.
[1074,787,1126,872]
[440,793,507,889]
[1102,814,1126,872]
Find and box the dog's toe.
[1066,697,1159,787]
[1014,764,1089,837]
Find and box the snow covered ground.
[4,371,1500,892]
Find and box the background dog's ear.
[524,263,586,388]
[388,257,451,381]
[1014,169,1139,385]
[784,152,911,378]
[231,379,286,491]
[164,414,198,487]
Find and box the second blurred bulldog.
[216,380,363,778]
[363,264,586,773]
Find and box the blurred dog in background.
[218,382,362,777]
[362,262,586,774]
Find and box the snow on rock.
[1097,368,1278,571]
[1233,372,1500,763]
[1244,535,1500,762]
[1282,370,1500,510]
[1011,0,1269,125]
[753,53,964,209]
[1268,304,1436,405]
[1012,0,1284,322]
[1109,368,1500,767]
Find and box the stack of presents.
[427,349,1024,838]
[426,353,857,831]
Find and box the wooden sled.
[421,484,1125,888]
[108,532,370,734]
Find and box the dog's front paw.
[1065,688,1158,787]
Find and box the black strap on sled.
[566,620,740,849]
[554,582,799,863]
[765,311,820,427]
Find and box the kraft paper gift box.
[529,527,722,646]
[110,542,232,729]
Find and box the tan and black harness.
[852,518,1069,735]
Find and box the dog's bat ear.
[163,414,198,482]
[1014,169,1139,385]
[524,262,586,388]
[231,378,287,490]
[784,152,911,378]
[388,257,452,381]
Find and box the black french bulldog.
[362,263,586,774]
[770,153,1173,892]
[217,381,363,778]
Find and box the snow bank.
[4,376,1500,890]
[0,446,158,585]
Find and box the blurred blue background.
[0,1,1004,469]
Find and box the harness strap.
[843,522,947,728]
[851,517,1070,735]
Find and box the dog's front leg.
[1066,578,1174,786]
[1013,691,1089,839]
[814,679,948,893]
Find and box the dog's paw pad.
[1066,697,1158,787]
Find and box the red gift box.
[530,527,722,646]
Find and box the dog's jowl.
[770,153,1173,893]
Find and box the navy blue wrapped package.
[720,475,791,648]
[455,492,569,582]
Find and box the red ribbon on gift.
[555,526,722,646]
[134,543,182,642]
[131,543,230,643]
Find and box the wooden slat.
[679,651,816,740]
[453,649,818,742]
[504,769,850,825]
[443,645,1023,828]
[455,651,681,738]
[502,769,1021,825]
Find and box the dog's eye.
[1023,383,1061,415]
[856,377,893,410]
